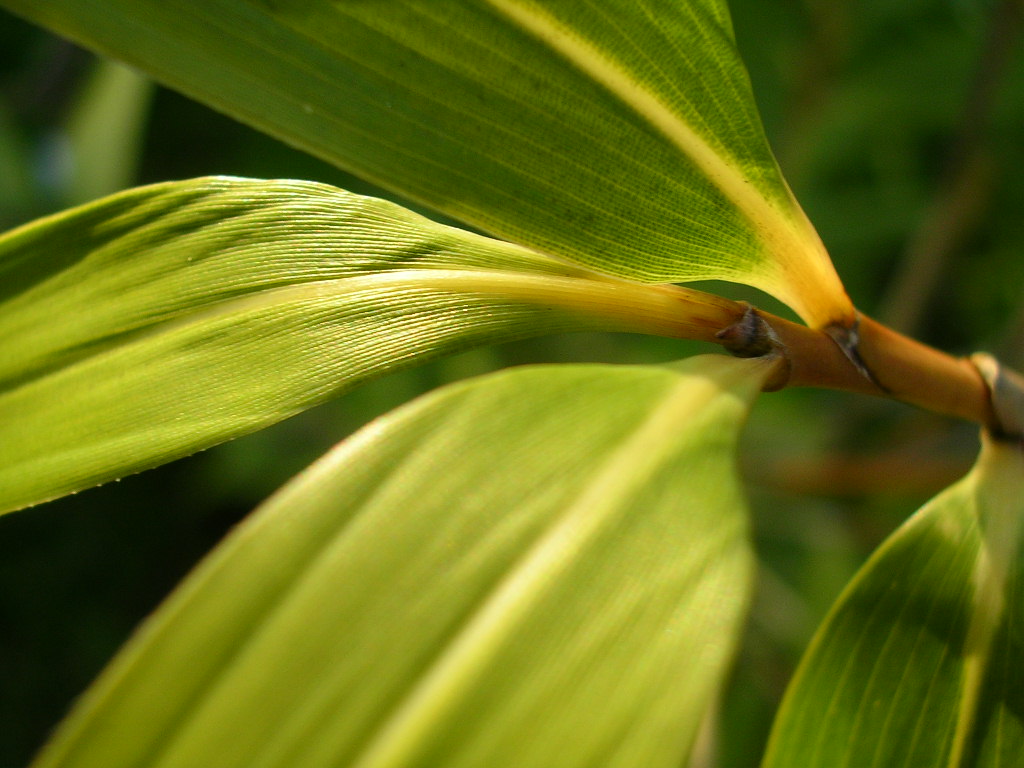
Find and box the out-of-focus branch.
[877,156,992,334]
[878,0,1023,335]
[743,449,971,498]
[774,1,850,181]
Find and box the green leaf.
[62,59,153,205]
[31,354,774,768]
[0,0,853,326]
[763,434,1024,767]
[0,176,741,514]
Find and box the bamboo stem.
[770,310,999,429]
[677,292,1003,431]
[628,284,1021,437]
[851,315,997,428]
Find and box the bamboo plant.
[0,1,1021,766]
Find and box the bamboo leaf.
[0,0,853,326]
[62,59,153,205]
[763,434,1024,768]
[0,176,739,513]
[31,354,774,768]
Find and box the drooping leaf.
[0,0,853,326]
[0,176,741,513]
[31,354,775,768]
[763,433,1024,767]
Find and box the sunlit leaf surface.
[0,177,739,513]
[31,355,773,768]
[0,0,853,325]
[764,434,1024,768]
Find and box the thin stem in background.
[878,0,1023,336]
[773,0,849,184]
[744,446,970,498]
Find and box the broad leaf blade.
[32,355,773,768]
[0,177,739,513]
[0,0,852,326]
[763,434,1024,767]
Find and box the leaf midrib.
[482,0,791,246]
[1,268,735,396]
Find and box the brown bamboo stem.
[771,311,998,428]
[685,295,1000,430]
[636,284,1020,435]
[851,315,997,427]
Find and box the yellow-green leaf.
[0,176,739,514]
[764,433,1024,767]
[32,355,775,768]
[0,0,853,326]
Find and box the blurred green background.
[0,0,1021,765]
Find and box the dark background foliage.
[1,1,1021,764]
